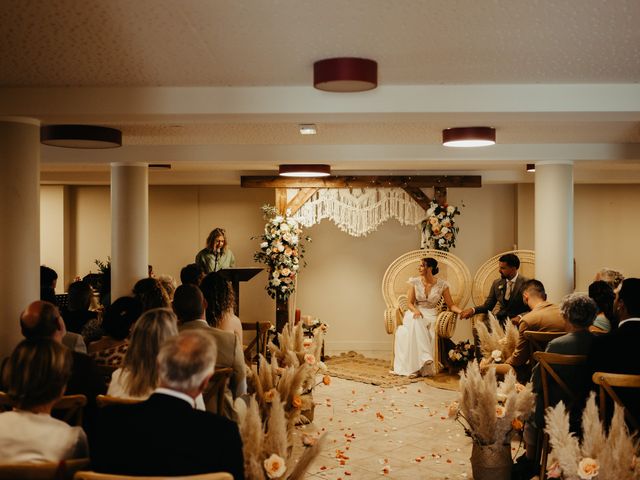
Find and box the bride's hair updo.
[422,257,439,275]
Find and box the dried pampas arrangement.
[544,392,640,480]
[235,393,326,480]
[475,312,519,364]
[453,361,534,445]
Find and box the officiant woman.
[195,227,236,274]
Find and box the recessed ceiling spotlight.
[299,124,317,135]
[442,127,496,147]
[279,164,331,177]
[526,164,536,173]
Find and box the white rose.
[273,216,284,224]
[280,267,291,276]
[292,264,299,271]
[577,458,599,480]
[447,205,455,214]
[495,405,506,418]
[290,234,299,244]
[282,233,292,243]
[491,349,503,363]
[276,242,285,252]
[279,223,290,232]
[448,349,455,359]
[264,453,287,479]
[260,241,269,249]
[271,278,281,286]
[441,227,449,234]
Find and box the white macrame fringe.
[293,188,424,237]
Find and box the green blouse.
[195,248,236,274]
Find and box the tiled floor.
[292,377,483,479]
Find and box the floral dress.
[392,277,450,376]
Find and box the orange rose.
[322,375,331,385]
[292,395,302,409]
[511,418,524,431]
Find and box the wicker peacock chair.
[470,249,535,332]
[382,249,472,373]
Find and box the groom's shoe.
[420,360,435,377]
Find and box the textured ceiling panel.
[2,0,640,86]
[116,121,640,145]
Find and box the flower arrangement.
[544,392,640,480]
[475,313,519,367]
[446,339,475,369]
[420,200,461,251]
[254,205,310,301]
[451,362,534,446]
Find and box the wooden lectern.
[217,268,263,315]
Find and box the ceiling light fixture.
[279,164,331,178]
[442,127,496,148]
[526,164,536,173]
[299,124,317,135]
[313,57,377,92]
[40,124,122,149]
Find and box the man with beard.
[460,253,529,326]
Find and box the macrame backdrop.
[293,188,425,237]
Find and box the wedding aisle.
[294,377,479,479]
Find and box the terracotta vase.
[470,443,512,480]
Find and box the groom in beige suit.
[172,284,246,418]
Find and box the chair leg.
[539,433,549,480]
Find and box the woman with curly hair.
[132,277,170,312]
[199,273,243,340]
[588,280,616,333]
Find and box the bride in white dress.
[392,257,462,377]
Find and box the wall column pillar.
[0,118,40,357]
[111,163,148,299]
[534,161,574,302]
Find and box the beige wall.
[40,185,65,293]
[515,183,640,293]
[41,182,638,359]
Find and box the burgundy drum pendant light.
[442,127,496,147]
[313,57,378,92]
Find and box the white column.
[111,163,148,299]
[0,118,40,357]
[534,161,574,302]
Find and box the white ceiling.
[1,0,640,184]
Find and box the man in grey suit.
[172,284,246,417]
[460,253,530,326]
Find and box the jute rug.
[325,351,460,390]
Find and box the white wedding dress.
[392,277,450,376]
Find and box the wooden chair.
[0,458,89,480]
[241,321,271,364]
[0,392,87,427]
[202,367,233,415]
[592,371,640,432]
[534,352,588,480]
[73,472,233,480]
[96,395,142,408]
[524,331,566,364]
[382,249,471,373]
[470,249,535,337]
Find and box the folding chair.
[533,352,587,480]
[592,371,640,433]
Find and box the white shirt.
[618,317,640,328]
[0,410,88,463]
[108,368,205,410]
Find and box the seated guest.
[594,268,624,291]
[516,294,597,477]
[157,274,178,301]
[40,265,58,306]
[180,262,204,286]
[61,280,98,334]
[132,277,170,312]
[91,330,244,479]
[588,278,640,429]
[200,273,243,340]
[588,280,616,333]
[107,308,180,401]
[0,339,88,463]
[487,279,566,382]
[88,296,142,368]
[173,284,247,413]
[6,301,107,436]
